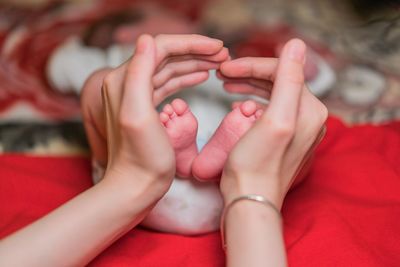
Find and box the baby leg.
[160,99,198,178]
[192,100,263,181]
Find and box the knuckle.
[117,114,133,131]
[189,34,202,43]
[164,78,181,93]
[155,33,165,39]
[118,114,146,132]
[154,34,167,58]
[269,120,294,139]
[165,65,175,78]
[226,152,248,174]
[154,34,167,44]
[155,160,175,179]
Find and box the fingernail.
[287,39,306,63]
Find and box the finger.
[156,47,229,72]
[217,70,273,91]
[219,57,278,81]
[232,101,267,110]
[155,34,225,64]
[121,34,157,118]
[153,71,209,106]
[265,39,306,124]
[153,59,220,88]
[223,82,271,99]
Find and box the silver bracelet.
[220,194,282,250]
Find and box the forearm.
[0,173,162,267]
[224,201,286,267]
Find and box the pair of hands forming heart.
[0,34,327,267]
[81,34,327,209]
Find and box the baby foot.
[192,100,263,181]
[160,98,198,178]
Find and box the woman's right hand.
[218,39,328,209]
[217,39,327,267]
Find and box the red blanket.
[1,117,400,267]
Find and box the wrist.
[226,200,281,225]
[220,172,283,209]
[224,200,282,236]
[99,166,173,215]
[221,194,282,250]
[223,197,286,267]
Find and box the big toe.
[171,98,189,115]
[239,100,257,117]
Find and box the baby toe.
[255,109,264,119]
[160,112,170,124]
[240,100,257,117]
[163,104,174,115]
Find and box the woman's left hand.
[217,39,328,208]
[89,34,229,203]
[0,34,229,267]
[99,35,176,200]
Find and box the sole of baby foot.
[160,98,199,178]
[192,100,263,181]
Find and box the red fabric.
[1,116,400,266]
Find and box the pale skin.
[0,34,327,267]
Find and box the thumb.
[121,34,157,115]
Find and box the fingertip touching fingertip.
[219,61,227,70]
[219,60,233,74]
[215,69,224,80]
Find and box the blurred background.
[0,0,399,155]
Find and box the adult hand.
[218,39,328,208]
[97,34,175,202]
[81,34,229,180]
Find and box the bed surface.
[1,117,400,266]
